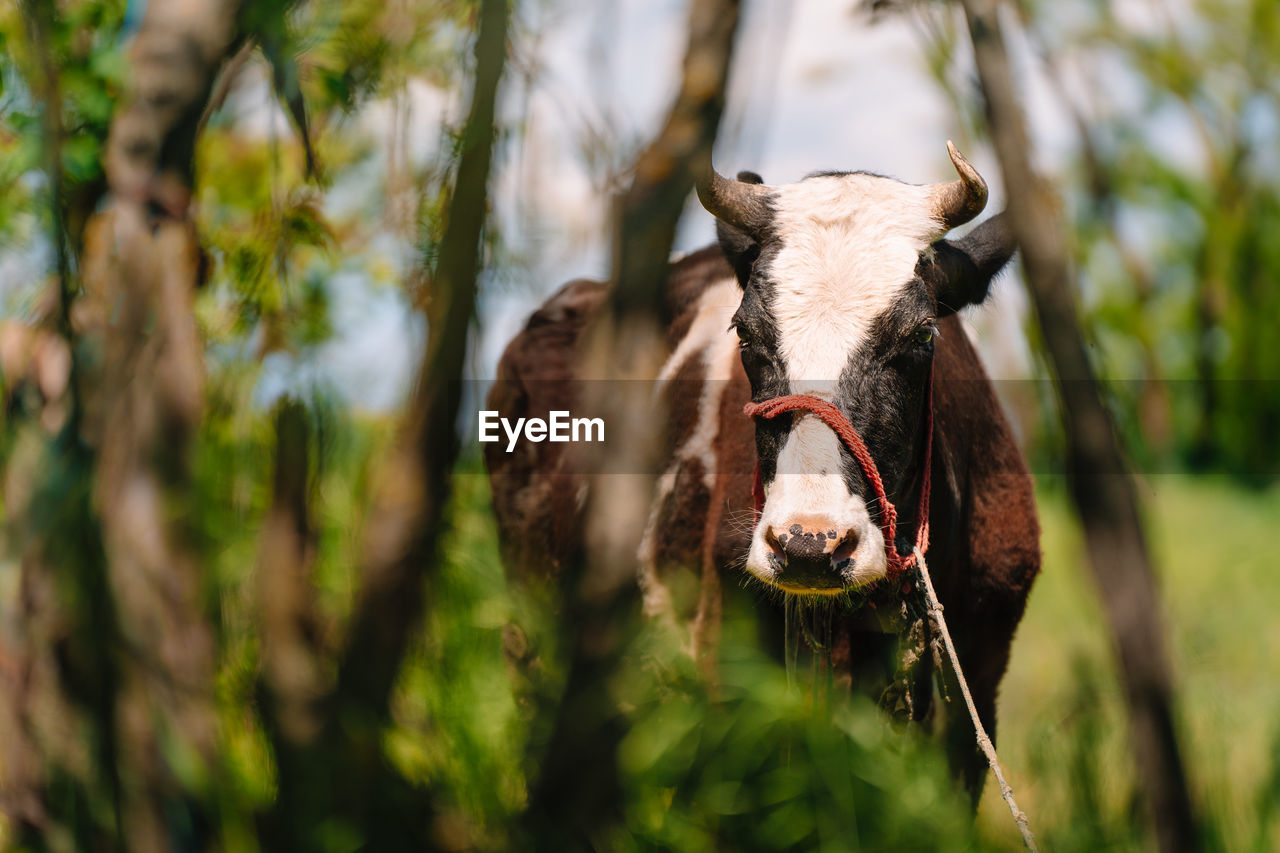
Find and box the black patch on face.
[917,212,1018,317]
[731,237,791,485]
[739,266,937,527]
[715,171,775,289]
[717,219,760,287]
[830,282,936,506]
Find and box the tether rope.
[913,546,1039,851]
[743,365,933,578]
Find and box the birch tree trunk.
[79,2,244,848]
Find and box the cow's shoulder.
[931,316,1040,607]
[666,245,736,349]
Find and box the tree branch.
[256,400,323,746]
[334,0,509,735]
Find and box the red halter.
[742,365,934,579]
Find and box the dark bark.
[257,400,324,746]
[3,2,246,850]
[523,0,743,847]
[959,2,1201,851]
[2,6,87,840]
[333,0,508,738]
[1033,44,1172,451]
[259,1,509,848]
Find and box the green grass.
[977,476,1280,851]
[390,467,1279,850]
[125,404,1280,850]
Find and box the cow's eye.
[734,324,750,348]
[913,325,935,346]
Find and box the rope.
[742,365,933,578]
[913,546,1039,852]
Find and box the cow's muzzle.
[762,518,861,592]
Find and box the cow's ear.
[922,211,1018,317]
[716,170,765,288]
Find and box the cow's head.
[696,143,1016,596]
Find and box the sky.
[240,0,1066,411]
[3,0,1180,412]
[268,0,1021,410]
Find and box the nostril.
[830,531,859,571]
[765,528,786,564]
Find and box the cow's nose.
[764,519,860,589]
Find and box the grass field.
[377,464,1280,850]
[972,479,1280,850]
[9,426,1275,850]
[976,476,1280,851]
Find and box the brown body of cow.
[485,241,1040,797]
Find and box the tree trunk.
[4,1,246,849]
[523,0,742,846]
[959,2,1201,851]
[259,0,509,847]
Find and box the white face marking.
[768,173,943,391]
[744,416,889,592]
[742,173,945,592]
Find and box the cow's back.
[484,247,741,579]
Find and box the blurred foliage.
[1037,0,1280,481]
[0,0,125,307]
[3,0,1280,850]
[61,422,1280,851]
[611,614,977,852]
[901,0,1280,481]
[201,444,991,852]
[192,0,479,370]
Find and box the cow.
[484,143,1040,799]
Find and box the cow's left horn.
[932,141,988,230]
[696,161,772,239]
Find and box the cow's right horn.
[696,162,772,238]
